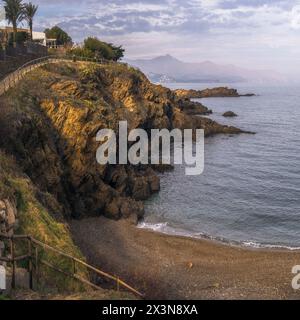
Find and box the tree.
[109,43,125,61]
[23,2,38,40]
[83,37,125,61]
[8,30,28,45]
[0,29,8,59]
[3,0,24,47]
[44,26,72,46]
[84,37,114,60]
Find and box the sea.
[139,82,300,249]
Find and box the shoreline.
[70,217,300,300]
[137,221,300,252]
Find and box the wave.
[138,221,300,251]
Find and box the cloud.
[290,5,300,29]
[31,0,298,38]
[2,0,300,76]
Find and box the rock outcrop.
[177,98,212,115]
[0,199,17,259]
[223,111,238,117]
[0,199,17,237]
[174,87,255,99]
[0,62,247,222]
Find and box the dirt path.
[70,217,300,300]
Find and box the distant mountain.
[125,55,286,84]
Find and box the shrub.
[69,37,125,61]
[44,26,72,46]
[84,37,115,60]
[66,47,94,59]
[8,31,29,45]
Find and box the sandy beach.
[70,217,300,300]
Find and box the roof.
[0,26,30,33]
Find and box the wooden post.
[117,276,120,292]
[10,238,16,289]
[28,237,33,290]
[72,258,76,276]
[35,246,39,286]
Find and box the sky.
[1,0,300,77]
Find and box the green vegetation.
[8,30,28,45]
[2,0,24,47]
[0,151,88,292]
[84,37,125,61]
[68,37,125,61]
[2,0,39,45]
[44,26,72,46]
[23,2,38,40]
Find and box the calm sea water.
[140,82,300,249]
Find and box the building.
[32,31,57,48]
[32,31,46,46]
[0,27,57,48]
[0,26,28,48]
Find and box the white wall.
[32,31,47,46]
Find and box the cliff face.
[0,62,243,222]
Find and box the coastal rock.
[105,196,144,222]
[198,87,240,98]
[174,87,255,99]
[147,171,160,193]
[120,198,144,220]
[0,62,248,222]
[223,111,238,117]
[174,89,202,99]
[130,176,152,201]
[177,98,212,115]
[172,108,243,136]
[105,200,121,220]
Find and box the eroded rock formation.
[0,62,247,222]
[174,87,255,99]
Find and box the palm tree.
[23,2,38,40]
[3,0,24,47]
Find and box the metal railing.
[0,233,144,298]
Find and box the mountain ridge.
[125,55,286,84]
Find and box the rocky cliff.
[0,62,245,224]
[175,87,255,99]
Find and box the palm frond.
[2,0,24,26]
[23,2,38,22]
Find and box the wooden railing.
[0,233,144,298]
[0,56,143,297]
[0,55,124,96]
[0,55,58,95]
